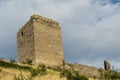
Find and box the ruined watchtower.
[17,15,64,67]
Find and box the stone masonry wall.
[32,15,64,66]
[17,20,35,63]
[17,15,64,67]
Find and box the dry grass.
[34,74,66,80]
[88,78,99,80]
[0,67,97,80]
[0,67,66,80]
[0,67,30,80]
[0,62,98,80]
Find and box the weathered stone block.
[104,60,111,71]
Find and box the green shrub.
[60,70,88,80]
[98,68,120,79]
[30,67,41,77]
[66,70,74,80]
[110,71,120,79]
[74,72,88,80]
[0,60,32,71]
[40,64,46,75]
[104,71,111,79]
[26,59,32,65]
[47,66,61,71]
[30,65,47,79]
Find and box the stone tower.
[17,15,64,67]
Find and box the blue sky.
[0,0,120,70]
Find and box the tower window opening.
[21,31,24,36]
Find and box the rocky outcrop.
[104,60,111,71]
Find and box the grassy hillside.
[0,60,66,80]
[0,67,66,80]
[2,60,120,80]
[0,60,91,80]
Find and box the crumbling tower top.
[30,15,59,25]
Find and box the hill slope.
[0,67,66,80]
[0,60,99,80]
[68,63,99,77]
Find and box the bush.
[66,70,74,80]
[47,66,61,71]
[110,71,120,79]
[40,64,46,74]
[30,67,41,77]
[60,70,88,80]
[74,72,88,80]
[30,65,47,79]
[0,60,32,71]
[98,68,120,79]
[26,59,32,65]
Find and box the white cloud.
[0,0,120,69]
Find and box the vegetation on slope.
[1,60,120,80]
[61,69,88,80]
[67,63,99,78]
[0,60,32,71]
[0,60,48,80]
[0,60,89,80]
[98,68,120,80]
